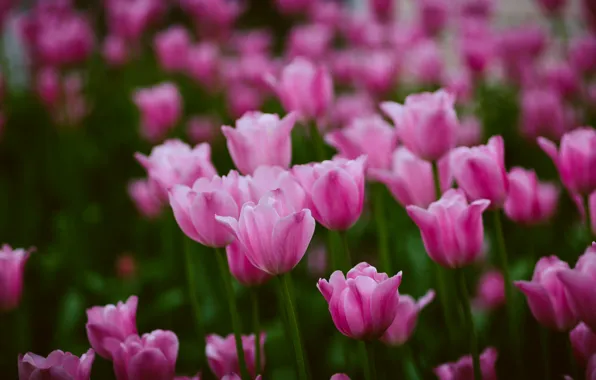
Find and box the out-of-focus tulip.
[504,167,559,224]
[37,67,60,107]
[570,322,596,365]
[451,136,509,208]
[381,290,435,346]
[573,192,596,237]
[186,42,220,90]
[569,35,596,77]
[534,0,566,15]
[382,89,458,162]
[325,115,397,171]
[0,245,32,311]
[116,255,136,280]
[459,0,494,19]
[521,87,567,141]
[407,40,444,85]
[128,179,163,219]
[186,116,218,144]
[231,29,272,55]
[222,112,297,175]
[369,147,451,208]
[497,25,547,85]
[225,84,265,120]
[444,70,473,105]
[133,83,182,143]
[417,0,449,37]
[330,374,350,380]
[473,270,505,311]
[251,165,306,211]
[459,20,494,76]
[354,49,399,95]
[18,349,95,380]
[515,255,577,331]
[541,61,579,100]
[216,190,315,275]
[287,24,332,61]
[317,262,403,339]
[85,295,138,360]
[538,127,596,195]
[330,92,376,128]
[275,0,315,15]
[293,156,367,230]
[206,333,266,379]
[181,0,242,38]
[154,26,192,72]
[102,35,128,67]
[105,0,164,42]
[457,116,482,147]
[226,240,273,286]
[434,347,498,380]
[369,0,396,22]
[112,330,178,380]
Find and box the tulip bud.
[206,333,266,379]
[0,245,32,311]
[133,83,182,143]
[504,167,559,224]
[434,347,498,380]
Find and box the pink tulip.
[330,374,351,380]
[417,0,449,37]
[407,189,490,268]
[287,24,333,61]
[406,40,444,85]
[106,0,163,42]
[515,255,577,331]
[538,128,596,196]
[231,30,272,55]
[573,192,596,237]
[569,35,596,77]
[330,92,376,128]
[85,295,138,360]
[181,0,242,38]
[226,84,266,120]
[443,71,473,105]
[268,57,333,122]
[112,330,178,380]
[534,0,566,15]
[381,89,458,162]
[251,165,306,211]
[222,112,297,175]
[450,136,509,208]
[473,270,505,311]
[135,139,217,202]
[520,87,567,141]
[293,156,367,231]
[381,290,435,346]
[308,1,345,28]
[102,35,128,67]
[186,42,220,90]
[459,0,494,20]
[18,349,95,380]
[226,240,273,286]
[186,116,218,144]
[434,347,498,380]
[128,179,163,219]
[0,245,32,311]
[570,322,596,365]
[541,61,580,100]
[504,167,559,224]
[206,333,266,378]
[36,67,60,107]
[318,262,402,339]
[133,83,182,143]
[369,147,451,208]
[169,171,255,248]
[459,20,494,76]
[457,116,482,147]
[369,0,396,22]
[216,190,316,275]
[325,115,397,171]
[354,49,399,95]
[154,26,192,72]
[496,26,547,85]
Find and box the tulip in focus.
[434,347,498,380]
[222,112,297,175]
[133,83,182,143]
[317,262,403,339]
[206,333,266,379]
[18,349,95,380]
[154,26,192,72]
[128,179,163,219]
[473,270,505,311]
[382,89,458,162]
[570,322,596,365]
[504,167,559,224]
[226,240,273,286]
[515,255,577,331]
[381,290,435,346]
[0,245,32,312]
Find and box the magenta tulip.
[473,270,505,311]
[133,83,182,143]
[407,189,490,268]
[102,35,128,67]
[417,0,449,37]
[317,262,402,340]
[570,322,596,365]
[113,330,178,380]
[186,42,220,90]
[154,25,191,72]
[520,87,567,141]
[569,35,596,77]
[381,89,458,162]
[206,333,266,379]
[287,23,333,61]
[18,349,95,380]
[381,290,435,346]
[293,156,366,230]
[504,167,559,224]
[226,240,273,286]
[515,256,577,331]
[434,347,498,380]
[0,245,32,312]
[457,116,483,147]
[85,295,138,360]
[369,0,396,22]
[128,179,163,219]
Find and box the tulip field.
[1,0,596,379]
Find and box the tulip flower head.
[226,240,273,286]
[0,245,32,312]
[128,179,163,219]
[473,270,505,311]
[434,347,498,380]
[18,349,95,380]
[570,322,596,365]
[504,167,559,224]
[133,83,182,143]
[206,333,266,379]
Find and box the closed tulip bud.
[330,374,351,380]
[407,189,490,268]
[113,330,178,380]
[216,190,316,275]
[570,322,596,365]
[85,295,138,360]
[226,240,273,286]
[451,136,509,208]
[473,270,505,311]
[206,333,266,379]
[382,89,458,162]
[133,83,182,143]
[434,347,498,380]
[521,87,567,141]
[318,262,402,340]
[504,167,559,224]
[325,115,397,171]
[515,256,577,331]
[381,290,435,346]
[135,139,217,202]
[538,128,596,196]
[293,156,366,231]
[128,179,163,219]
[154,26,192,72]
[102,35,128,67]
[287,24,333,61]
[251,165,306,211]
[0,245,32,312]
[222,112,297,175]
[18,349,95,380]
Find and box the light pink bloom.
[102,35,128,67]
[18,349,95,380]
[381,290,435,346]
[226,240,273,286]
[330,374,350,380]
[222,112,297,175]
[128,179,163,219]
[538,127,596,195]
[515,255,577,331]
[381,89,458,162]
[434,347,498,380]
[521,87,567,141]
[457,116,482,147]
[504,167,559,224]
[85,296,138,360]
[570,322,596,365]
[251,165,306,211]
[287,23,333,61]
[473,270,505,311]
[293,156,367,230]
[206,333,266,379]
[407,189,490,268]
[216,190,316,275]
[354,49,399,95]
[317,262,402,340]
[133,83,182,143]
[186,116,218,144]
[0,245,32,311]
[406,40,444,84]
[450,136,509,208]
[186,42,220,90]
[154,25,192,72]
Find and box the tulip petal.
[370,272,402,336]
[515,280,558,329]
[271,209,316,274]
[128,349,172,380]
[558,270,596,332]
[311,169,360,230]
[169,185,200,242]
[190,191,239,247]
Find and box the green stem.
[250,288,262,376]
[372,184,391,274]
[326,230,339,273]
[455,269,482,380]
[584,194,594,240]
[309,122,327,161]
[540,328,551,380]
[431,161,442,200]
[339,230,352,270]
[215,248,250,380]
[278,273,309,380]
[399,344,421,380]
[183,238,205,362]
[361,341,377,380]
